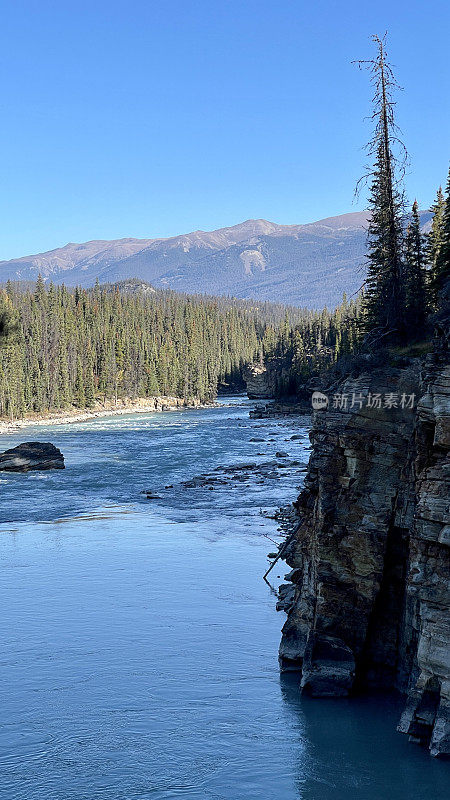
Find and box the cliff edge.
[277,345,449,756]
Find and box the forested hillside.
[0,280,357,419]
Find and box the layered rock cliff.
[277,348,449,756]
[243,358,298,399]
[242,362,275,399]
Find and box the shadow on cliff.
[279,673,449,800]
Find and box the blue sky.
[1,0,449,259]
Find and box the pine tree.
[433,168,450,307]
[75,357,86,407]
[356,35,406,345]
[427,186,445,309]
[404,200,427,337]
[84,352,96,407]
[0,295,18,343]
[34,273,46,304]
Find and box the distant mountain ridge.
[0,210,431,308]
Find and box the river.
[0,398,448,799]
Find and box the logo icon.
[311,391,329,411]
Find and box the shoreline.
[0,396,216,435]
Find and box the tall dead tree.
[355,34,408,345]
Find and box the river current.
[0,398,448,799]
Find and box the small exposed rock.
[0,442,64,472]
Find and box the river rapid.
[0,398,448,799]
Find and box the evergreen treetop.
[404,200,427,336]
[434,168,450,305]
[355,34,408,345]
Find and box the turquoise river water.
[0,398,448,799]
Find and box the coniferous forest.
[0,279,360,418]
[0,39,448,421]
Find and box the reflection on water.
[280,674,448,799]
[0,400,448,799]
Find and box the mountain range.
[0,210,432,308]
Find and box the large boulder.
[0,442,65,471]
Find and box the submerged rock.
[0,442,64,471]
[250,401,311,418]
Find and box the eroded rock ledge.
[278,355,449,757]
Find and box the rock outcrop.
[243,358,294,399]
[0,442,65,471]
[277,353,449,756]
[397,358,450,757]
[242,363,275,399]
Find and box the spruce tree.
[434,168,450,306]
[0,299,18,343]
[75,357,86,407]
[356,35,407,345]
[427,186,445,309]
[404,200,427,337]
[34,273,46,304]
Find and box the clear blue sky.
[1,0,449,259]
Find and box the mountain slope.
[0,211,431,308]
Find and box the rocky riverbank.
[0,395,210,435]
[275,349,449,757]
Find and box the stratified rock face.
[0,442,65,471]
[278,358,449,756]
[242,363,274,399]
[397,362,450,757]
[243,358,293,399]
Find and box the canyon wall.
[277,348,449,756]
[242,362,275,399]
[243,358,296,399]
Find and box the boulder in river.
[0,442,65,472]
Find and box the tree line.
[0,280,355,418]
[255,295,361,396]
